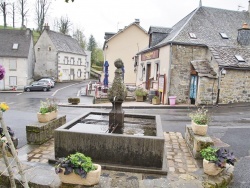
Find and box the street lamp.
[216,68,226,104]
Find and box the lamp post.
[216,68,226,104]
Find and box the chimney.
[135,19,140,25]
[44,23,50,31]
[237,23,250,45]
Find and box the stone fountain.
[54,59,166,173]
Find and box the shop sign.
[141,49,159,61]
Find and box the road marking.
[77,90,80,96]
[51,83,79,97]
[16,93,22,96]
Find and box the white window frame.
[9,59,17,70]
[154,62,160,81]
[64,57,68,64]
[9,76,17,86]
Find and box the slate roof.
[46,30,86,55]
[157,6,250,47]
[191,60,217,78]
[0,29,32,58]
[148,26,172,34]
[210,46,250,69]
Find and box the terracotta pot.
[37,111,58,123]
[59,164,101,186]
[191,121,208,136]
[203,159,223,176]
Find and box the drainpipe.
[167,43,173,104]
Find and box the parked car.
[24,81,51,92]
[39,77,55,86]
[38,79,54,88]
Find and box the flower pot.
[152,98,160,105]
[203,159,223,176]
[59,164,101,186]
[191,121,208,136]
[37,111,58,123]
[169,96,176,106]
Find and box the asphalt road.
[0,80,249,187]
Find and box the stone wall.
[220,69,250,103]
[170,45,207,104]
[26,115,66,145]
[197,77,217,105]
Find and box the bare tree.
[10,2,16,28]
[73,28,86,49]
[35,0,51,33]
[0,1,8,28]
[17,0,29,28]
[55,16,71,34]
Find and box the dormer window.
[189,33,197,39]
[220,33,228,39]
[12,43,18,50]
[235,55,245,62]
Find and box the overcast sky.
[1,0,249,47]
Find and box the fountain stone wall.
[54,112,165,169]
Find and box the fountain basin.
[54,112,165,170]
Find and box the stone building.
[0,29,35,90]
[136,3,250,105]
[34,25,86,81]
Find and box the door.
[62,69,69,80]
[189,75,198,104]
[146,64,151,90]
[70,69,74,80]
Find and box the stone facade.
[220,69,250,104]
[169,45,207,104]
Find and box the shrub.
[68,98,80,104]
[135,88,147,97]
[39,98,58,114]
[189,106,211,125]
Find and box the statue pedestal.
[109,101,124,133]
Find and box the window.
[9,76,17,86]
[77,69,81,77]
[189,33,197,39]
[220,33,228,39]
[70,58,74,65]
[154,62,159,80]
[12,43,18,50]
[78,58,82,65]
[235,55,245,62]
[37,47,40,51]
[9,59,17,70]
[64,57,68,64]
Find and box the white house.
[0,29,35,90]
[34,25,86,82]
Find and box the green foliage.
[55,152,96,178]
[68,98,80,104]
[189,106,211,125]
[135,88,148,97]
[39,98,58,114]
[92,65,103,71]
[200,146,218,162]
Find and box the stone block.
[26,115,66,145]
[185,125,214,159]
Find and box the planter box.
[37,111,58,123]
[59,164,101,186]
[136,96,144,102]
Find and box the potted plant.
[37,98,58,123]
[68,97,80,105]
[135,88,147,102]
[55,152,101,186]
[189,106,211,136]
[200,146,236,176]
[152,96,160,105]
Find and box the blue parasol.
[103,61,109,87]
